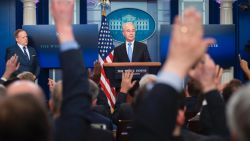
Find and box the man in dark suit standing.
[5,29,40,78]
[113,22,151,62]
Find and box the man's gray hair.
[227,83,250,141]
[88,79,99,100]
[139,74,157,88]
[122,22,135,31]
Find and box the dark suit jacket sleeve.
[54,49,92,141]
[112,92,127,124]
[30,48,40,77]
[0,79,5,85]
[203,90,230,139]
[113,47,119,62]
[130,83,179,141]
[5,47,14,62]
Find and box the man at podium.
[113,22,151,62]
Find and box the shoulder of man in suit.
[134,41,147,47]
[116,43,125,49]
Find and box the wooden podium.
[103,62,161,88]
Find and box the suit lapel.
[132,41,139,62]
[27,47,34,62]
[121,43,130,62]
[16,44,25,57]
[16,44,30,63]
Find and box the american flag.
[98,14,116,109]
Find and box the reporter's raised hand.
[240,59,249,72]
[162,8,215,79]
[93,60,101,76]
[120,70,136,93]
[189,54,217,93]
[51,0,74,43]
[240,59,250,79]
[48,78,56,93]
[2,54,20,80]
[215,65,224,92]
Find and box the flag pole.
[98,0,116,112]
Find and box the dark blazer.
[129,84,228,141]
[129,83,179,141]
[113,41,151,62]
[5,44,40,77]
[87,111,114,131]
[200,90,229,139]
[54,49,92,141]
[112,92,134,125]
[0,79,5,85]
[54,48,113,141]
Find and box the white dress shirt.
[126,40,135,56]
[17,43,30,60]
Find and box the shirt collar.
[126,40,135,46]
[17,43,26,49]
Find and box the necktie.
[127,42,132,62]
[23,47,29,60]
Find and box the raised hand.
[2,54,20,80]
[120,70,136,93]
[189,54,217,93]
[240,59,250,79]
[93,60,101,76]
[51,0,75,43]
[48,78,56,93]
[162,8,215,79]
[215,65,224,92]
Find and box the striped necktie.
[23,47,29,60]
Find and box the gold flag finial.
[98,0,111,16]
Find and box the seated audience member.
[222,79,242,103]
[227,83,250,141]
[189,55,230,139]
[48,79,110,119]
[0,59,50,141]
[17,71,36,82]
[184,79,203,113]
[139,74,157,88]
[96,90,112,118]
[190,64,225,136]
[173,96,208,141]
[113,22,151,62]
[0,54,20,84]
[0,94,51,141]
[88,79,114,130]
[48,79,114,130]
[49,80,63,119]
[113,73,157,125]
[112,71,137,124]
[87,61,111,118]
[6,80,45,105]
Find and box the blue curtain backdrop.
[0,0,16,76]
